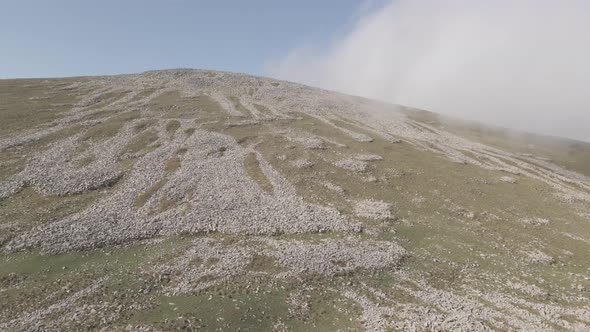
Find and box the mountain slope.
[1,69,589,331]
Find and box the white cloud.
[268,0,590,142]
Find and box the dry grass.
[123,129,159,154]
[165,156,181,173]
[253,103,273,116]
[82,111,140,141]
[0,78,85,134]
[135,179,167,208]
[228,96,252,117]
[158,198,177,213]
[165,120,181,137]
[73,154,95,168]
[403,107,590,176]
[184,128,195,138]
[0,187,99,245]
[152,92,222,119]
[247,254,284,273]
[243,153,273,193]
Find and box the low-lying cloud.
[268,0,590,142]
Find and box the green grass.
[130,274,362,331]
[0,236,194,326]
[133,289,289,330]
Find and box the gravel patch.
[264,238,407,277]
[5,127,360,254]
[334,159,368,172]
[520,217,550,226]
[292,159,314,169]
[354,154,383,161]
[500,176,517,184]
[322,181,345,194]
[354,200,393,220]
[292,136,325,150]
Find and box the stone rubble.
[292,159,314,169]
[353,154,383,161]
[334,158,369,172]
[146,237,407,295]
[500,176,517,184]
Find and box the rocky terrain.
[0,69,589,331]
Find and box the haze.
[269,0,590,142]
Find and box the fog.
[268,0,590,142]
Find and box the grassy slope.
[0,75,589,330]
[402,107,590,177]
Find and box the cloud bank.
[268,0,590,142]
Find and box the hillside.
[1,69,589,331]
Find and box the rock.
[500,176,517,184]
[334,159,368,172]
[292,159,313,169]
[353,154,383,161]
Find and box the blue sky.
[0,0,374,78]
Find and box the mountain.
[1,69,589,331]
